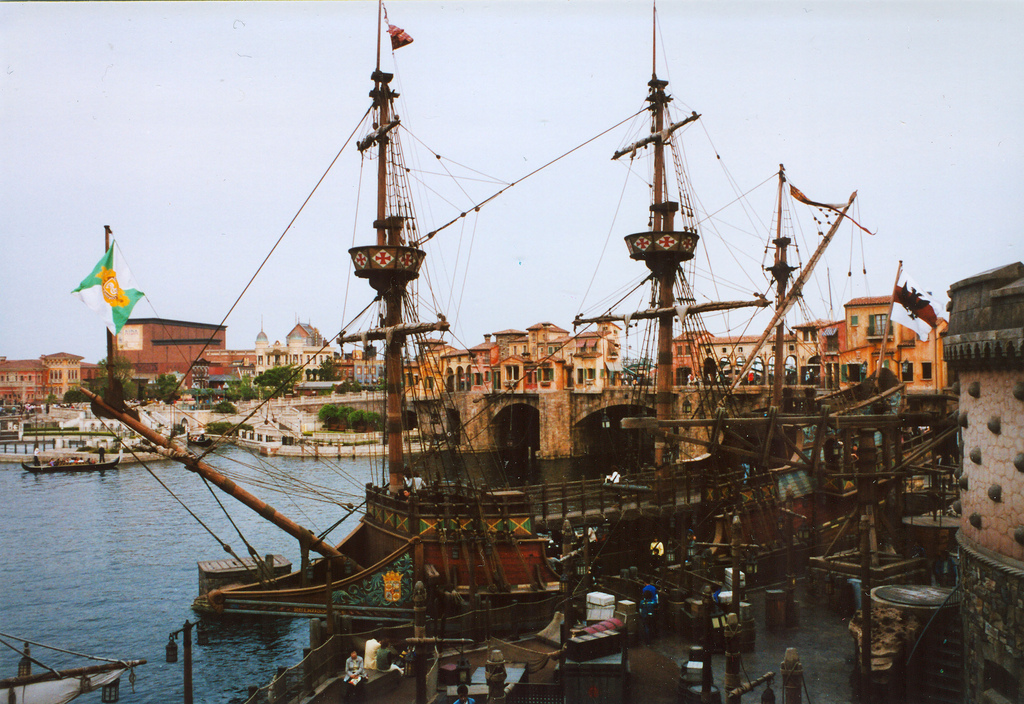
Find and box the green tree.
[336,379,362,393]
[63,388,89,403]
[254,365,301,398]
[318,357,340,382]
[213,400,238,414]
[225,374,259,402]
[318,404,354,430]
[206,421,254,437]
[152,373,181,403]
[90,356,137,399]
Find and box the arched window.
[719,356,732,382]
[785,355,798,385]
[752,357,765,384]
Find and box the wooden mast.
[614,17,702,466]
[767,166,794,408]
[350,3,427,495]
[651,74,675,467]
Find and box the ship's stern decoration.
[383,569,403,603]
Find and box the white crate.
[586,605,615,623]
[724,567,745,590]
[586,591,615,607]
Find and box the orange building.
[840,296,947,391]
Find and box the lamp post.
[165,620,196,704]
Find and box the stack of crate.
[586,591,616,622]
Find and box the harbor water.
[0,446,382,703]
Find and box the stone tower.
[944,262,1024,703]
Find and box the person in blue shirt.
[456,684,476,704]
[639,583,659,643]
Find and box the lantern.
[18,643,31,677]
[455,652,472,685]
[165,635,178,663]
[101,678,120,703]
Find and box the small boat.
[22,457,121,473]
[188,434,213,447]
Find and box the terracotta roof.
[845,296,891,307]
[527,322,568,333]
[0,359,46,371]
[40,352,84,361]
[491,329,527,336]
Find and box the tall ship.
[78,3,960,663]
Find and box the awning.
[605,360,622,372]
[822,326,838,336]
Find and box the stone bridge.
[450,386,771,460]
[257,387,773,461]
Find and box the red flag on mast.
[388,24,413,49]
[892,272,939,340]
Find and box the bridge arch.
[574,403,653,475]
[492,402,540,483]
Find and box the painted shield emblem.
[383,570,402,603]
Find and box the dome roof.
[256,330,268,343]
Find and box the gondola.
[22,457,121,473]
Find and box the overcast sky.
[2,1,1022,364]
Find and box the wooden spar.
[338,320,449,344]
[611,112,701,161]
[78,386,343,559]
[621,412,938,430]
[727,190,857,393]
[0,660,146,688]
[573,296,768,327]
[875,260,903,377]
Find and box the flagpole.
[104,226,116,393]
[877,259,902,380]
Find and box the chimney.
[483,334,492,343]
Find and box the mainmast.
[349,15,445,495]
[618,75,700,466]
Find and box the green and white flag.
[72,240,145,334]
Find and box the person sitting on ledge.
[344,649,365,702]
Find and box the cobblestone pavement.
[649,579,858,704]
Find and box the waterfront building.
[570,325,622,390]
[0,353,86,403]
[0,357,47,404]
[944,262,1024,703]
[672,330,714,385]
[204,348,258,379]
[253,322,336,376]
[116,317,227,386]
[841,296,948,391]
[701,332,800,386]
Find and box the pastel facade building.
[944,262,1024,703]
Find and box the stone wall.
[959,369,1024,562]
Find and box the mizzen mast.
[767,166,795,408]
